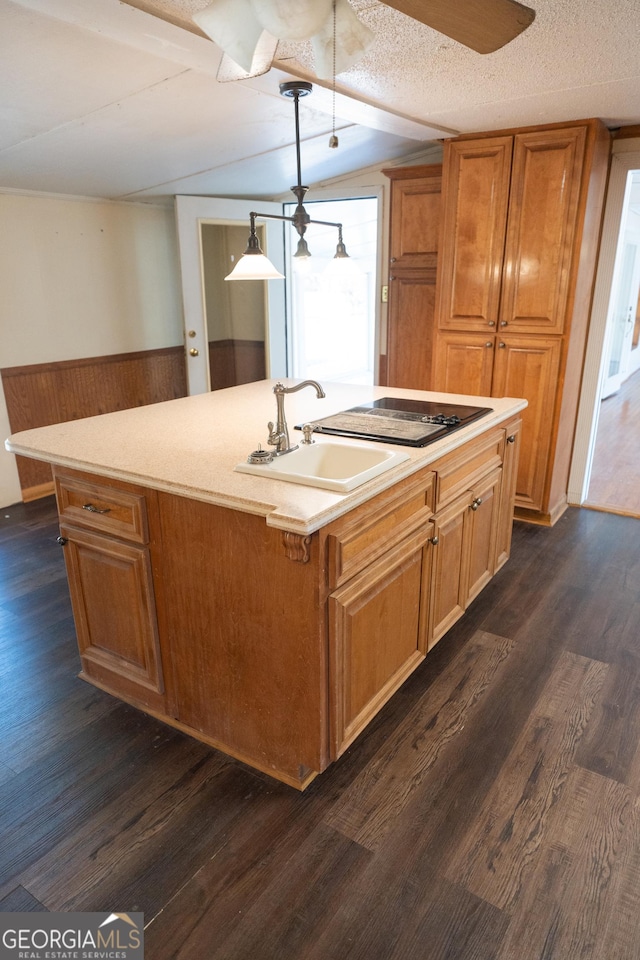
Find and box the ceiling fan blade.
[382,0,535,54]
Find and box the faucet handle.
[301,423,316,445]
[267,421,279,445]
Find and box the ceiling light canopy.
[225,82,351,281]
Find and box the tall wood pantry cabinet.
[382,164,442,389]
[431,119,610,524]
[384,121,611,525]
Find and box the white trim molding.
[568,141,640,504]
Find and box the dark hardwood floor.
[2,497,640,959]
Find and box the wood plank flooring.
[586,367,640,517]
[2,497,640,959]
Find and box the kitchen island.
[6,380,526,788]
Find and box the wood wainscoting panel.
[208,339,265,390]
[2,346,187,500]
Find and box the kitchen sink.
[235,440,410,492]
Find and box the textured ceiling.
[0,0,639,203]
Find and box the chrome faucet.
[267,380,326,455]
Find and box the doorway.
[586,169,640,515]
[585,366,640,515]
[284,195,379,384]
[175,195,287,396]
[568,144,640,515]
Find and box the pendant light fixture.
[225,81,350,281]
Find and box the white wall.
[0,191,183,507]
[0,148,441,508]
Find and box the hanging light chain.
[329,0,338,149]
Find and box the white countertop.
[6,380,527,535]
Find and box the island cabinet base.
[53,416,520,789]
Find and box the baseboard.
[22,481,55,502]
[514,498,569,527]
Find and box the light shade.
[225,252,284,280]
[193,0,263,73]
[311,0,374,78]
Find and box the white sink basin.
[235,441,410,492]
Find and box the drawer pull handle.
[82,503,111,514]
[470,497,483,511]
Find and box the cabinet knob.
[189,348,200,357]
[485,341,493,348]
[82,503,111,514]
[488,320,496,327]
[500,320,509,327]
[56,536,68,546]
[390,257,396,263]
[429,535,439,546]
[498,341,506,348]
[507,434,516,444]
[470,497,483,511]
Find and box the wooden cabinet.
[436,137,512,331]
[326,472,435,757]
[429,427,506,645]
[55,470,165,712]
[431,120,610,524]
[433,333,563,513]
[429,470,502,646]
[329,528,433,757]
[52,417,521,789]
[383,165,442,389]
[491,336,562,512]
[325,419,520,756]
[495,423,521,569]
[433,332,496,395]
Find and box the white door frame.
[175,195,287,395]
[568,142,640,504]
[600,238,640,398]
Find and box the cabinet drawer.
[326,471,435,589]
[433,428,504,510]
[55,472,148,544]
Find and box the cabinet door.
[436,137,512,331]
[499,127,587,335]
[429,493,468,646]
[329,527,433,758]
[495,421,521,570]
[388,174,442,268]
[492,336,562,514]
[60,522,165,709]
[431,332,495,395]
[465,466,502,605]
[387,273,437,389]
[430,466,502,645]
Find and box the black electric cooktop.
[296,397,493,448]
